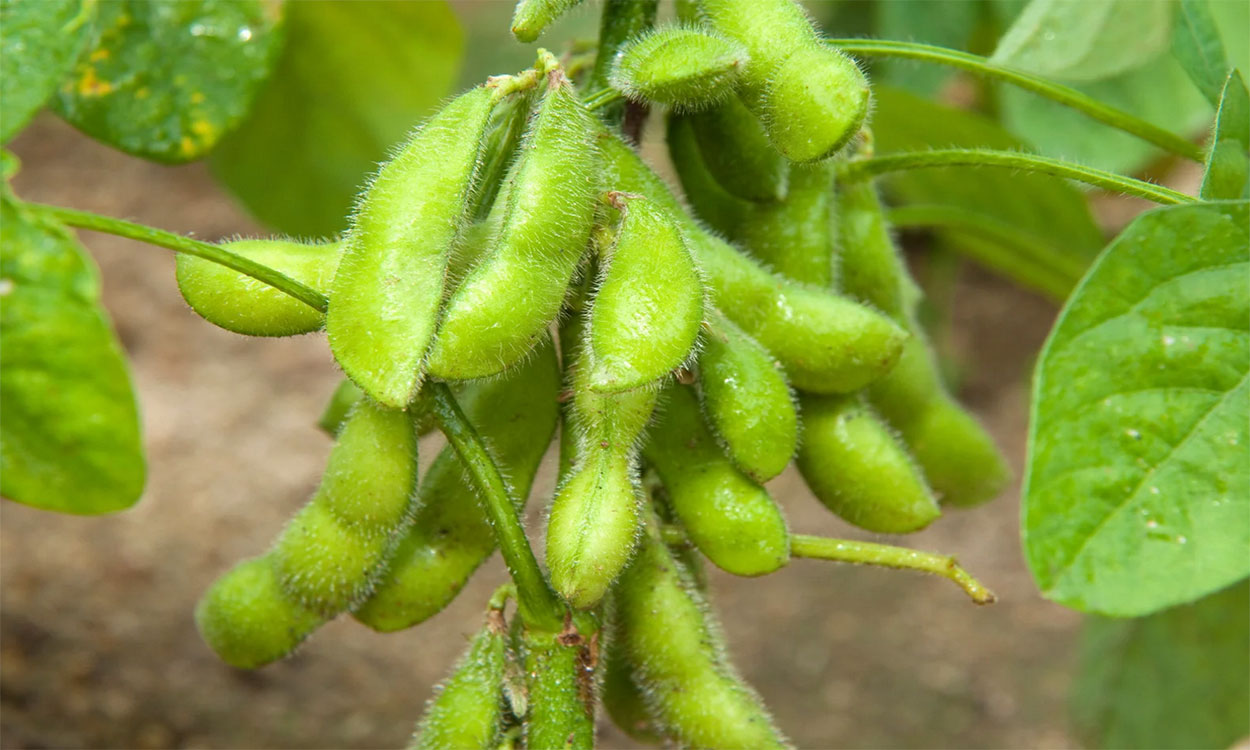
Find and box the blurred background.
[1,0,1235,747]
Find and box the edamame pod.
[697,310,797,482]
[411,608,508,750]
[610,26,747,111]
[176,238,341,337]
[687,95,789,203]
[666,111,749,237]
[796,393,939,533]
[328,86,497,408]
[586,193,703,393]
[272,399,419,615]
[353,337,559,632]
[521,622,596,750]
[614,516,790,749]
[317,378,363,437]
[598,129,906,394]
[600,595,665,744]
[837,179,1010,507]
[194,555,326,669]
[511,0,585,43]
[547,311,656,609]
[695,0,869,163]
[427,72,598,380]
[643,383,789,576]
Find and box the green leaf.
[1023,201,1250,617]
[1172,0,1232,108]
[0,0,95,144]
[1072,581,1249,749]
[872,0,981,96]
[997,51,1214,175]
[1210,0,1249,78]
[870,87,1103,297]
[1201,71,1250,200]
[0,195,145,514]
[991,0,1173,82]
[210,0,463,238]
[51,0,280,164]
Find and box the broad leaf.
[1172,0,1232,107]
[211,0,463,238]
[872,0,981,96]
[871,87,1103,297]
[0,0,94,144]
[1072,581,1249,749]
[1201,71,1249,200]
[991,0,1173,82]
[0,195,145,514]
[52,0,280,163]
[1024,201,1250,617]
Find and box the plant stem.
[790,534,996,605]
[837,149,1196,205]
[583,87,624,111]
[830,39,1206,163]
[586,0,657,130]
[429,383,565,630]
[31,203,328,312]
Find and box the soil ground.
[2,115,1083,749]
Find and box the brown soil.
[2,115,1082,750]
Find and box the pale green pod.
[317,379,363,437]
[512,0,585,42]
[697,310,797,482]
[411,609,508,750]
[600,600,665,744]
[522,623,596,750]
[194,555,326,669]
[328,86,497,408]
[796,393,939,534]
[427,73,598,380]
[353,337,560,632]
[665,111,750,236]
[610,26,747,111]
[732,162,836,287]
[272,399,419,615]
[598,128,905,394]
[587,194,703,393]
[643,383,789,576]
[688,94,789,203]
[176,238,341,336]
[614,516,790,749]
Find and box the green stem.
[837,149,1196,205]
[586,0,657,127]
[584,87,625,111]
[886,204,1084,300]
[830,39,1206,163]
[31,203,328,312]
[429,383,565,630]
[790,534,996,605]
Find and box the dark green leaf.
[51,0,280,163]
[1201,71,1249,200]
[991,0,1173,82]
[1172,0,1232,108]
[1024,201,1249,617]
[0,0,94,144]
[871,87,1103,296]
[0,195,145,514]
[1072,581,1249,749]
[210,0,463,238]
[872,0,981,96]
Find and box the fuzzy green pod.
[796,393,939,533]
[317,379,364,437]
[600,613,665,744]
[687,95,789,203]
[598,128,905,393]
[271,399,419,616]
[411,609,508,750]
[546,311,657,609]
[194,555,327,669]
[610,26,747,110]
[837,179,1010,507]
[643,383,789,576]
[176,238,341,337]
[512,0,584,42]
[427,72,598,381]
[665,112,749,236]
[522,623,596,750]
[614,516,789,749]
[697,310,797,482]
[328,86,497,408]
[695,0,869,163]
[353,337,560,632]
[586,193,703,393]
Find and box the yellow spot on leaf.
[191,119,216,140]
[77,67,114,97]
[89,48,110,62]
[190,92,206,104]
[180,136,197,157]
[135,87,150,99]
